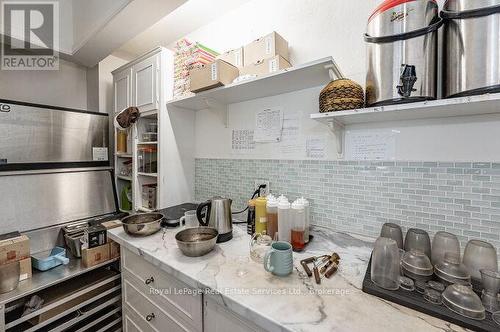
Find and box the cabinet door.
[114,68,132,114]
[132,55,159,113]
[204,298,264,332]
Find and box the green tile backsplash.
[195,158,500,262]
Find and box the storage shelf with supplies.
[167,57,336,127]
[310,92,500,155]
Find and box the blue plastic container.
[31,246,70,271]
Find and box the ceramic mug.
[263,241,293,276]
[180,210,198,228]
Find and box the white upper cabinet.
[132,54,160,113]
[114,67,131,114]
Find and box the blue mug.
[264,241,293,276]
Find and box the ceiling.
[114,0,252,59]
[1,0,251,66]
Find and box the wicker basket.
[319,78,364,113]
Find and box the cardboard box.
[101,219,122,230]
[0,235,30,265]
[244,31,289,66]
[239,55,291,77]
[82,243,110,268]
[217,47,244,68]
[19,257,32,281]
[189,59,239,93]
[109,240,120,259]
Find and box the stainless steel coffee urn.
[365,0,442,107]
[442,0,500,98]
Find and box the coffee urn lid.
[367,0,438,38]
[444,0,500,13]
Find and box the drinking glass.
[463,240,498,281]
[380,223,404,249]
[431,231,460,265]
[404,228,431,259]
[371,237,401,290]
[480,269,500,313]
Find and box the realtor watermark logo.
[1,0,59,70]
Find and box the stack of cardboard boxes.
[81,220,121,268]
[189,31,291,93]
[0,233,32,281]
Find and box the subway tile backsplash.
[195,159,500,262]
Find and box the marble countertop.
[108,225,469,332]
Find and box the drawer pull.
[145,276,155,285]
[146,313,155,322]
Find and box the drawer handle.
[145,276,154,285]
[146,313,155,322]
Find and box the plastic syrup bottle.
[266,195,279,240]
[297,197,310,243]
[291,200,305,251]
[255,197,267,235]
[277,198,291,243]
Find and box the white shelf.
[137,141,157,145]
[311,92,500,125]
[310,92,500,156]
[116,175,131,181]
[137,172,158,178]
[116,153,132,158]
[167,57,335,111]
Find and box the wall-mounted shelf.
[137,141,157,145]
[311,92,500,155]
[167,57,336,127]
[117,175,131,181]
[138,172,157,178]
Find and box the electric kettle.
[196,196,233,243]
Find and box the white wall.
[98,54,129,114]
[0,58,88,109]
[179,0,500,162]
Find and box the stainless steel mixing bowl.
[121,213,164,236]
[175,227,218,257]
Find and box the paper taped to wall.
[306,136,326,159]
[232,129,255,154]
[345,129,397,160]
[280,112,301,154]
[254,107,283,142]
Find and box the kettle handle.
[196,201,211,227]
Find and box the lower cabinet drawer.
[204,297,265,332]
[123,278,197,332]
[123,307,145,332]
[121,248,202,331]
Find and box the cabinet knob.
[146,313,155,322]
[145,276,154,285]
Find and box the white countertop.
[108,225,468,332]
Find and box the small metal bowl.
[121,213,164,236]
[175,227,218,257]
